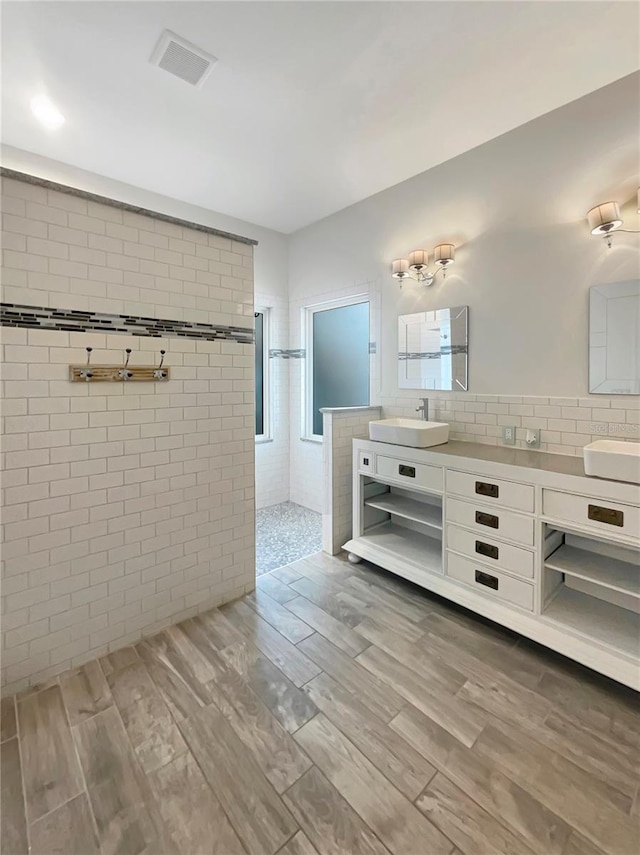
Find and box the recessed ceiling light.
[31,95,65,129]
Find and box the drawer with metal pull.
[375,455,443,492]
[446,524,534,578]
[446,551,534,611]
[446,497,535,546]
[446,470,534,513]
[542,490,640,542]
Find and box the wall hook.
[70,347,169,382]
[153,350,167,380]
[117,348,133,381]
[79,347,93,382]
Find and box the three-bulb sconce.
[70,347,170,382]
[586,188,640,247]
[391,244,455,287]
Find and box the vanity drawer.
[447,470,534,513]
[542,490,640,541]
[446,552,534,611]
[446,497,535,546]
[375,455,443,492]
[446,524,534,578]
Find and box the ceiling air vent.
[150,30,218,88]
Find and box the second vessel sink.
[583,440,640,484]
[369,418,449,448]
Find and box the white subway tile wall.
[1,176,254,327]
[1,177,255,694]
[323,408,382,555]
[380,392,640,455]
[255,292,290,509]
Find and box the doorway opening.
[254,296,370,576]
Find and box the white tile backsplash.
[379,392,640,455]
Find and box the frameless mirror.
[589,280,640,394]
[398,305,468,391]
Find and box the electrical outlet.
[525,428,541,449]
[502,425,517,445]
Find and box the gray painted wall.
[288,72,640,398]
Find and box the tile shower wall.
[1,176,254,327]
[0,175,256,694]
[255,291,290,509]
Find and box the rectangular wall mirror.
[589,280,640,394]
[398,305,468,391]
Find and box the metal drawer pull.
[399,464,416,478]
[476,540,499,560]
[475,510,499,529]
[475,481,499,498]
[475,570,499,590]
[588,504,624,527]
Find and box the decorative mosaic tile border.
[269,344,377,359]
[1,168,258,247]
[0,303,254,344]
[269,348,306,359]
[269,341,376,359]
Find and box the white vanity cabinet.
[345,438,640,690]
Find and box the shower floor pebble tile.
[256,501,322,575]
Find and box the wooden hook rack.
[69,365,170,383]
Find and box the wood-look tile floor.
[2,553,639,855]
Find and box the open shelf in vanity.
[354,521,442,574]
[364,490,443,532]
[542,523,640,660]
[352,475,444,580]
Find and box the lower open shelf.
[545,543,640,599]
[364,493,442,532]
[543,586,640,660]
[347,521,442,576]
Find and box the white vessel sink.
[584,440,640,484]
[369,418,449,448]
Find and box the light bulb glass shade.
[408,249,428,270]
[434,244,455,266]
[392,258,410,278]
[587,202,622,235]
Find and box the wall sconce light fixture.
[586,188,640,247]
[391,243,455,287]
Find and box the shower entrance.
[254,296,370,576]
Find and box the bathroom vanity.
[344,439,640,689]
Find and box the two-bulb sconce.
[391,244,455,287]
[70,347,170,383]
[586,188,640,247]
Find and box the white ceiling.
[2,1,639,233]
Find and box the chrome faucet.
[415,397,429,421]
